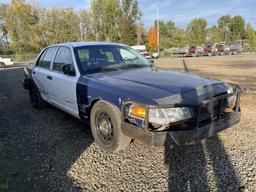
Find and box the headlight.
[128,105,192,125]
[148,107,192,125]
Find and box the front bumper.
[121,112,240,146]
[121,84,243,146]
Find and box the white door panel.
[47,71,79,118]
[47,46,79,118]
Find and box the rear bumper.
[121,112,241,146]
[23,78,30,90]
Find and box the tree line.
[0,0,256,54]
[148,16,256,51]
[0,0,143,54]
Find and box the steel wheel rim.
[95,110,114,144]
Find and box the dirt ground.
[0,55,255,191]
[156,54,256,89]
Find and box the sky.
[1,0,255,28]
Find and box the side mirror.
[62,64,76,76]
[152,52,160,59]
[149,59,155,66]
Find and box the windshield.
[74,45,150,74]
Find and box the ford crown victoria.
[23,42,242,152]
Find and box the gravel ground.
[0,67,255,192]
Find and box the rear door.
[47,46,79,118]
[32,47,57,101]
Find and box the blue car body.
[23,42,243,147]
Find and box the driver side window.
[53,47,73,72]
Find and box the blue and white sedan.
[23,42,242,152]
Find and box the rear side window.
[37,47,56,69]
[53,47,73,72]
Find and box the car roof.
[50,41,127,48]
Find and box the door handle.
[32,71,36,75]
[47,75,52,80]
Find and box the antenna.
[182,59,189,72]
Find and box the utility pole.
[157,7,160,53]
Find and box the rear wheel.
[90,101,131,153]
[0,62,5,68]
[29,81,46,109]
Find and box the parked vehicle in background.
[229,43,242,55]
[131,45,146,52]
[195,46,203,57]
[23,42,243,153]
[187,45,197,57]
[0,56,14,68]
[131,45,152,59]
[203,44,215,56]
[171,47,187,57]
[216,44,230,55]
[171,46,203,57]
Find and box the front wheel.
[90,101,131,153]
[0,62,5,68]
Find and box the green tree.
[230,15,245,41]
[171,28,188,47]
[207,25,221,43]
[218,15,231,43]
[156,20,176,48]
[245,23,256,47]
[118,0,142,45]
[136,22,146,45]
[79,9,94,41]
[91,0,121,41]
[4,0,38,53]
[91,0,104,40]
[102,0,120,41]
[43,8,80,45]
[0,3,10,54]
[187,18,207,45]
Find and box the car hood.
[87,67,228,105]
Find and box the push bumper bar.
[122,112,240,146]
[121,84,243,146]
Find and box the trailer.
[229,44,242,55]
[171,47,187,57]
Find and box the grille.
[198,99,228,126]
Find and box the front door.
[47,46,79,118]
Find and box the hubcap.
[96,111,114,144]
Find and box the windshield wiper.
[84,66,119,74]
[119,63,149,69]
[105,63,149,69]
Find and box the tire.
[29,81,46,109]
[90,100,132,153]
[0,62,5,68]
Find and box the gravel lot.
[0,65,255,192]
